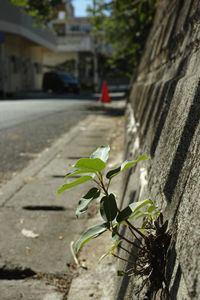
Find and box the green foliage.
[106,155,149,179]
[10,0,63,25]
[73,158,106,172]
[57,175,95,195]
[58,146,170,292]
[99,240,122,263]
[100,194,118,221]
[90,145,110,162]
[58,146,155,256]
[74,222,110,253]
[11,0,28,5]
[87,0,157,77]
[76,187,100,218]
[117,270,125,276]
[116,199,153,223]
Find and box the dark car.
[42,71,80,94]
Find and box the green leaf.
[57,175,94,195]
[142,219,149,229]
[106,166,121,180]
[127,210,142,221]
[29,9,39,17]
[116,199,153,223]
[74,222,110,253]
[129,199,153,213]
[117,270,125,276]
[90,146,110,162]
[106,155,149,179]
[10,0,28,6]
[76,188,101,217]
[153,210,160,216]
[98,240,122,263]
[116,206,132,223]
[135,212,149,220]
[73,158,106,172]
[65,169,95,179]
[147,205,157,213]
[100,194,118,222]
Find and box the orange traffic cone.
[99,81,111,103]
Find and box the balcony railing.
[0,0,56,50]
[56,35,93,52]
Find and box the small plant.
[58,146,170,296]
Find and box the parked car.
[42,71,80,94]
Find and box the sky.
[72,0,93,17]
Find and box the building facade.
[45,3,96,91]
[0,0,57,96]
[0,0,109,95]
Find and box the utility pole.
[93,0,98,92]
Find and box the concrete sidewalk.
[0,101,125,300]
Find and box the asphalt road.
[0,98,96,185]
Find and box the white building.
[0,0,104,95]
[44,1,96,90]
[0,0,58,95]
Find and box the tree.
[88,0,156,77]
[9,0,63,25]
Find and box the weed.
[58,146,170,296]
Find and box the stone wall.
[117,0,200,299]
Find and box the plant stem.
[102,184,108,195]
[116,208,146,245]
[92,174,108,195]
[96,172,108,195]
[126,219,146,239]
[118,245,147,269]
[112,229,145,252]
[93,178,102,188]
[116,207,145,240]
[127,225,142,244]
[107,178,111,191]
[118,244,137,259]
[111,253,135,265]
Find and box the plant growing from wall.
[58,146,170,297]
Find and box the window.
[69,24,92,33]
[34,63,42,74]
[10,56,20,73]
[70,25,81,32]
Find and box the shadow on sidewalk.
[88,103,126,117]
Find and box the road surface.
[0,98,95,185]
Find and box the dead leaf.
[25,247,32,255]
[21,229,39,238]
